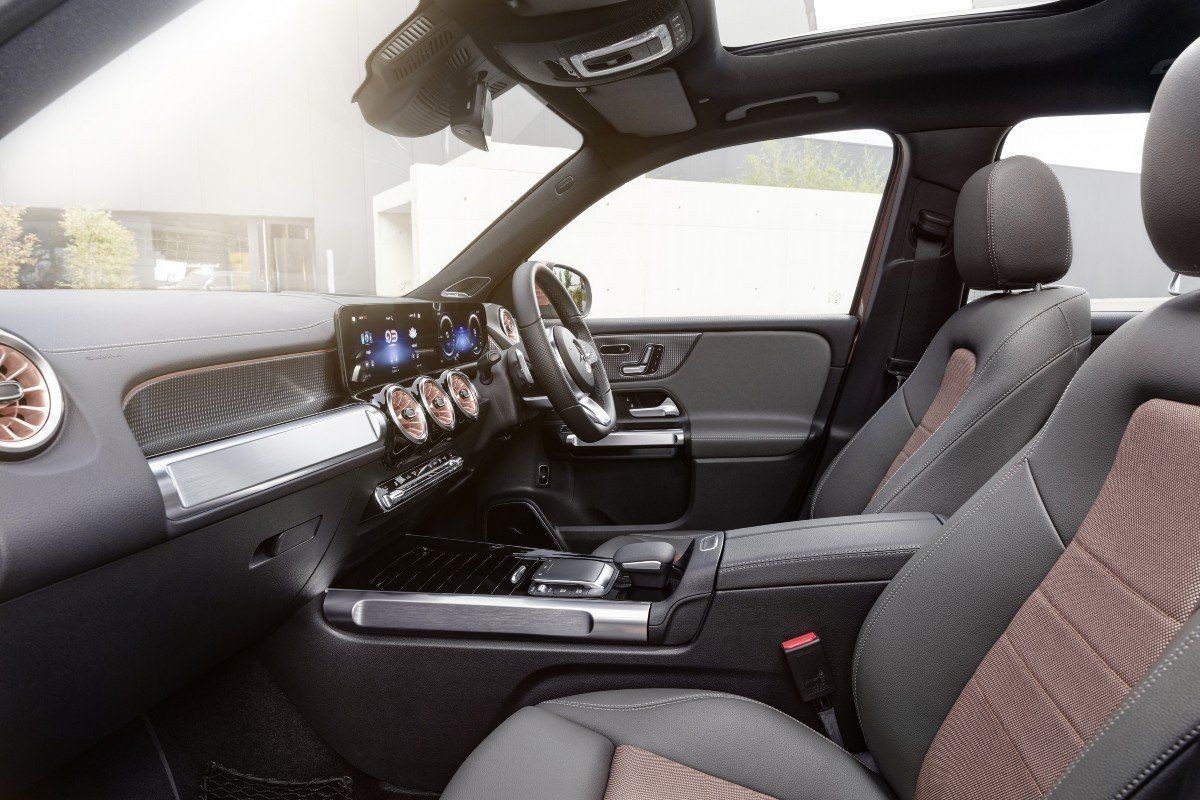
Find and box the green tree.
[59,207,139,289]
[0,205,40,289]
[735,139,888,193]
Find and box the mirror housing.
[538,265,593,317]
[450,73,493,151]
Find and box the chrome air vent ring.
[384,384,429,445]
[498,306,520,344]
[442,369,479,421]
[0,329,64,456]
[415,376,456,432]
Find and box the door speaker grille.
[0,331,64,456]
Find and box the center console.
[323,532,722,644]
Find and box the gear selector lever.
[612,541,676,589]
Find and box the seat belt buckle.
[781,632,835,702]
[782,632,845,748]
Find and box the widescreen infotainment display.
[337,302,485,391]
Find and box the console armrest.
[717,512,943,590]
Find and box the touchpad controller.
[529,558,617,598]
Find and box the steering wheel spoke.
[510,261,617,443]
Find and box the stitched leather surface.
[872,348,975,498]
[915,399,1200,800]
[604,745,776,800]
[954,156,1073,290]
[717,513,942,590]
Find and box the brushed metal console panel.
[323,589,650,642]
[150,404,387,519]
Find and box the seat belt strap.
[889,210,953,388]
[781,632,844,748]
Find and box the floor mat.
[200,763,352,800]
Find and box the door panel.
[546,316,856,547]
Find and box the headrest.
[1142,37,1200,276]
[953,155,1073,290]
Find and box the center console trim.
[323,589,651,642]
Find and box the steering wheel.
[511,260,616,443]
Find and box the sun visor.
[582,68,696,137]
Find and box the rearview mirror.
[450,73,493,152]
[538,265,593,317]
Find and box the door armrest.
[717,512,943,590]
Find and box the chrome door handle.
[628,399,680,418]
[620,344,664,376]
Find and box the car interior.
[2,0,1200,798]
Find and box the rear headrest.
[953,155,1073,290]
[1143,37,1200,277]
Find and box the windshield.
[0,2,581,295]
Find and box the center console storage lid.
[717,512,944,590]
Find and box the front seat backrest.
[855,43,1200,800]
[809,156,1090,520]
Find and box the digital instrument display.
[338,302,485,391]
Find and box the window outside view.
[715,0,1056,48]
[1002,113,1193,311]
[0,1,1172,316]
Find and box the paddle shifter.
[612,541,676,589]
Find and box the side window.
[1001,113,1197,310]
[531,131,893,318]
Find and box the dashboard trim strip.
[149,404,387,520]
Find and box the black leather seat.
[595,154,1090,558]
[443,37,1200,800]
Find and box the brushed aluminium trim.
[324,589,650,642]
[150,404,387,519]
[564,429,684,448]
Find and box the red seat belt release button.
[781,632,835,703]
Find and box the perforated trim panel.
[123,350,343,457]
[915,398,1200,800]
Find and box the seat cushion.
[441,689,892,800]
[590,531,712,559]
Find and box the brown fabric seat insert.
[603,745,777,800]
[872,347,977,499]
[915,397,1200,800]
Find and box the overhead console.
[491,0,694,86]
[355,0,695,139]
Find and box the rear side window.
[531,130,893,318]
[1001,113,1197,310]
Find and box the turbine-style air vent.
[379,15,434,59]
[0,330,64,456]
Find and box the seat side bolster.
[441,707,614,800]
[540,689,893,800]
[867,288,1090,517]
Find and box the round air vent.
[415,376,456,432]
[0,330,64,456]
[499,306,520,344]
[442,369,479,421]
[383,384,428,445]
